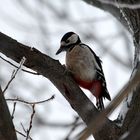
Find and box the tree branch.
[83,0,140,41]
[0,86,17,140]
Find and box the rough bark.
[123,113,140,140]
[119,83,140,137]
[0,86,17,140]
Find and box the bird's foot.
[62,64,73,76]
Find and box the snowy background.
[0,0,133,140]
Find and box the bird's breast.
[66,45,97,82]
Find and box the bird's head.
[56,32,81,55]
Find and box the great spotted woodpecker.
[56,32,111,110]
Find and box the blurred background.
[0,0,134,140]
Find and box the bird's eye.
[65,40,70,43]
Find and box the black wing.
[81,43,111,101]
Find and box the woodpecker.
[56,32,111,110]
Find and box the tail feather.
[104,90,111,101]
[96,98,104,111]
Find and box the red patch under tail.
[74,77,105,110]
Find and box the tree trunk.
[0,87,17,140]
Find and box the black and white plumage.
[56,32,111,110]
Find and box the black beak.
[56,47,64,55]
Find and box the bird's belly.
[67,60,96,85]
[66,45,97,88]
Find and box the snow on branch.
[116,92,133,127]
[97,0,140,9]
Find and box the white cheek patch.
[61,41,66,46]
[69,34,78,44]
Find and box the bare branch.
[2,56,26,94]
[0,55,39,75]
[26,104,35,140]
[6,95,55,105]
[16,129,32,140]
[11,102,17,120]
[65,117,80,140]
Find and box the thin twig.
[2,57,26,94]
[6,95,55,105]
[0,55,39,75]
[65,117,80,140]
[21,123,27,134]
[16,129,33,140]
[11,102,17,120]
[26,104,35,140]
